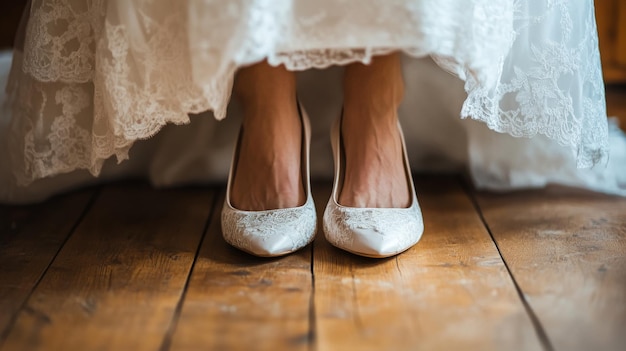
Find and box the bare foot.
[339,109,410,208]
[338,53,410,208]
[230,107,304,210]
[230,62,304,211]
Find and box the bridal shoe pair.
[221,106,424,258]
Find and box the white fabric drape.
[2,0,624,203]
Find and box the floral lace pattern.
[5,0,608,183]
[323,199,424,253]
[221,195,317,255]
[460,0,608,168]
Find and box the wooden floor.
[1,176,625,351]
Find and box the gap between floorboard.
[0,187,100,348]
[460,178,555,351]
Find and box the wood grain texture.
[0,184,214,351]
[606,85,626,131]
[615,1,626,66]
[313,177,542,351]
[0,190,94,337]
[596,0,626,83]
[169,191,313,351]
[596,0,616,68]
[475,186,626,351]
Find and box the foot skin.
[339,109,410,208]
[230,105,305,211]
[230,62,305,211]
[339,53,410,208]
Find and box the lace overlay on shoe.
[221,196,317,254]
[323,201,424,252]
[6,0,607,183]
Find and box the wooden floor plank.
[606,85,626,130]
[0,184,214,351]
[474,186,626,351]
[169,190,313,351]
[313,177,543,351]
[0,190,94,338]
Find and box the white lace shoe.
[323,117,424,258]
[221,104,317,257]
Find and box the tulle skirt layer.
[2,0,623,202]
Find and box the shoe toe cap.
[348,228,405,257]
[241,231,302,257]
[222,204,317,257]
[324,204,424,258]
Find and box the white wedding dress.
[1,0,625,203]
